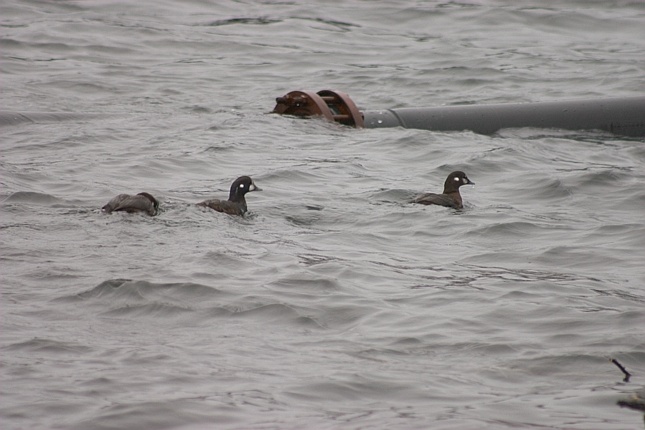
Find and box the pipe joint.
[273,89,364,128]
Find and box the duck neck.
[229,190,246,203]
[443,184,460,194]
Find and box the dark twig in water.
[611,358,631,382]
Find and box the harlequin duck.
[197,176,261,216]
[412,171,474,209]
[102,192,159,216]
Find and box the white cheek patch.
[249,184,256,191]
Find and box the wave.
[2,191,64,205]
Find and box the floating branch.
[611,358,632,383]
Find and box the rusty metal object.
[273,90,364,127]
[273,90,333,122]
[316,90,364,127]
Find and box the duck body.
[198,176,260,216]
[102,192,159,216]
[198,198,248,216]
[413,171,474,209]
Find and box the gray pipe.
[362,96,645,137]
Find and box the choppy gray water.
[2,1,645,429]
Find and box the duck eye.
[454,177,460,181]
[239,184,245,188]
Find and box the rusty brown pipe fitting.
[273,90,364,128]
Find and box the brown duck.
[102,192,159,216]
[412,171,474,209]
[197,176,261,216]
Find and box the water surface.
[2,1,645,429]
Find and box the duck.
[197,176,261,216]
[412,171,474,209]
[102,192,159,216]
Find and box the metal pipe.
[273,91,645,137]
[363,96,645,136]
